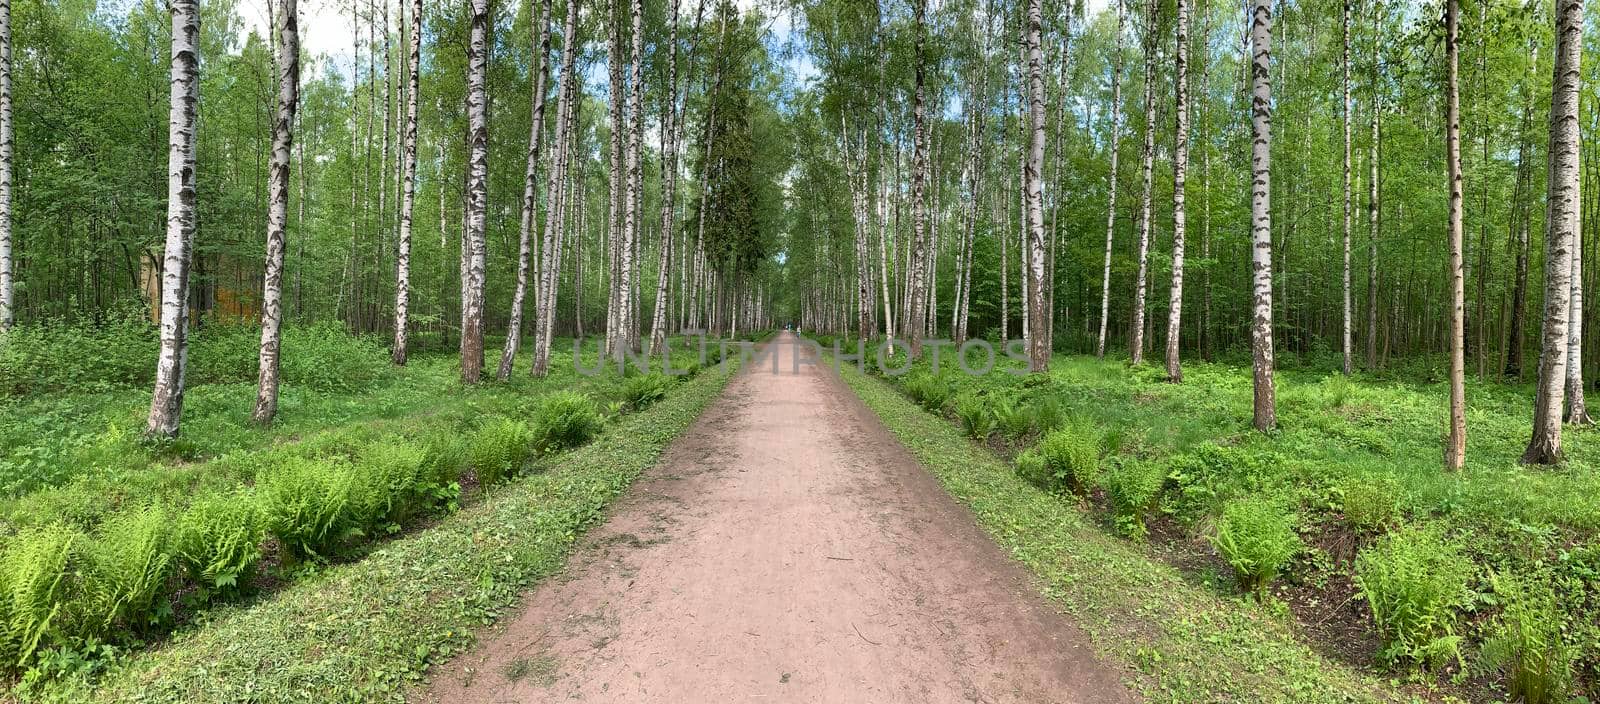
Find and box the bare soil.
[416,332,1135,703]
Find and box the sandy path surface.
[418,332,1133,704]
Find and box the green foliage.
[528,392,605,455]
[348,441,428,530]
[175,490,264,593]
[257,457,355,561]
[1211,497,1301,595]
[1104,459,1167,538]
[417,429,470,488]
[953,393,995,440]
[0,525,80,669]
[1164,443,1283,523]
[76,506,174,637]
[1339,475,1402,534]
[1034,424,1101,495]
[1354,526,1475,669]
[468,419,534,486]
[0,319,389,398]
[1478,572,1575,704]
[903,373,953,413]
[992,395,1036,440]
[620,373,674,412]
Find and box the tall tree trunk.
[147,0,201,438]
[393,0,420,365]
[1367,4,1381,371]
[906,0,929,357]
[1129,0,1157,364]
[604,2,625,357]
[0,0,12,331]
[1523,0,1581,464]
[1164,0,1189,382]
[621,0,643,354]
[252,0,300,425]
[499,0,552,380]
[1444,0,1466,469]
[1097,0,1125,359]
[1340,0,1353,375]
[650,0,683,356]
[1504,38,1536,379]
[1567,224,1592,423]
[1024,0,1048,372]
[1248,0,1276,432]
[533,0,581,377]
[460,0,490,384]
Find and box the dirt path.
[418,332,1133,703]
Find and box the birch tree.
[1522,0,1580,464]
[146,0,201,438]
[1129,0,1157,364]
[0,0,11,332]
[650,0,683,356]
[905,0,929,357]
[460,0,490,384]
[252,0,300,426]
[1248,0,1276,432]
[499,0,552,380]
[1096,0,1125,359]
[393,0,420,365]
[1444,0,1466,469]
[533,0,581,377]
[1340,0,1353,376]
[621,0,644,353]
[1164,0,1189,383]
[1023,0,1048,372]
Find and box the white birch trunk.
[1024,0,1048,371]
[650,0,683,355]
[0,0,12,331]
[499,0,553,380]
[393,0,420,365]
[1096,0,1125,359]
[1444,0,1467,467]
[1164,0,1189,382]
[252,0,300,425]
[460,0,490,383]
[533,0,581,377]
[1248,0,1276,432]
[1129,0,1157,364]
[147,0,201,438]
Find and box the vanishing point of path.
[419,332,1134,703]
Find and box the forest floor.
[416,332,1134,704]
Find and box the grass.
[837,358,1392,702]
[834,344,1600,701]
[10,351,735,703]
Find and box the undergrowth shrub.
[1339,475,1402,535]
[1104,459,1166,538]
[1030,396,1066,435]
[1478,572,1575,704]
[1354,525,1475,669]
[1211,497,1301,595]
[954,393,994,440]
[529,392,604,454]
[1165,443,1283,523]
[348,441,428,530]
[903,374,952,413]
[992,396,1035,440]
[469,419,534,485]
[77,506,174,638]
[621,373,673,412]
[1034,424,1100,495]
[417,430,469,487]
[257,456,355,561]
[0,525,81,669]
[175,490,263,594]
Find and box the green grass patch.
[837,359,1393,703]
[13,355,735,702]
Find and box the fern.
[175,490,264,593]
